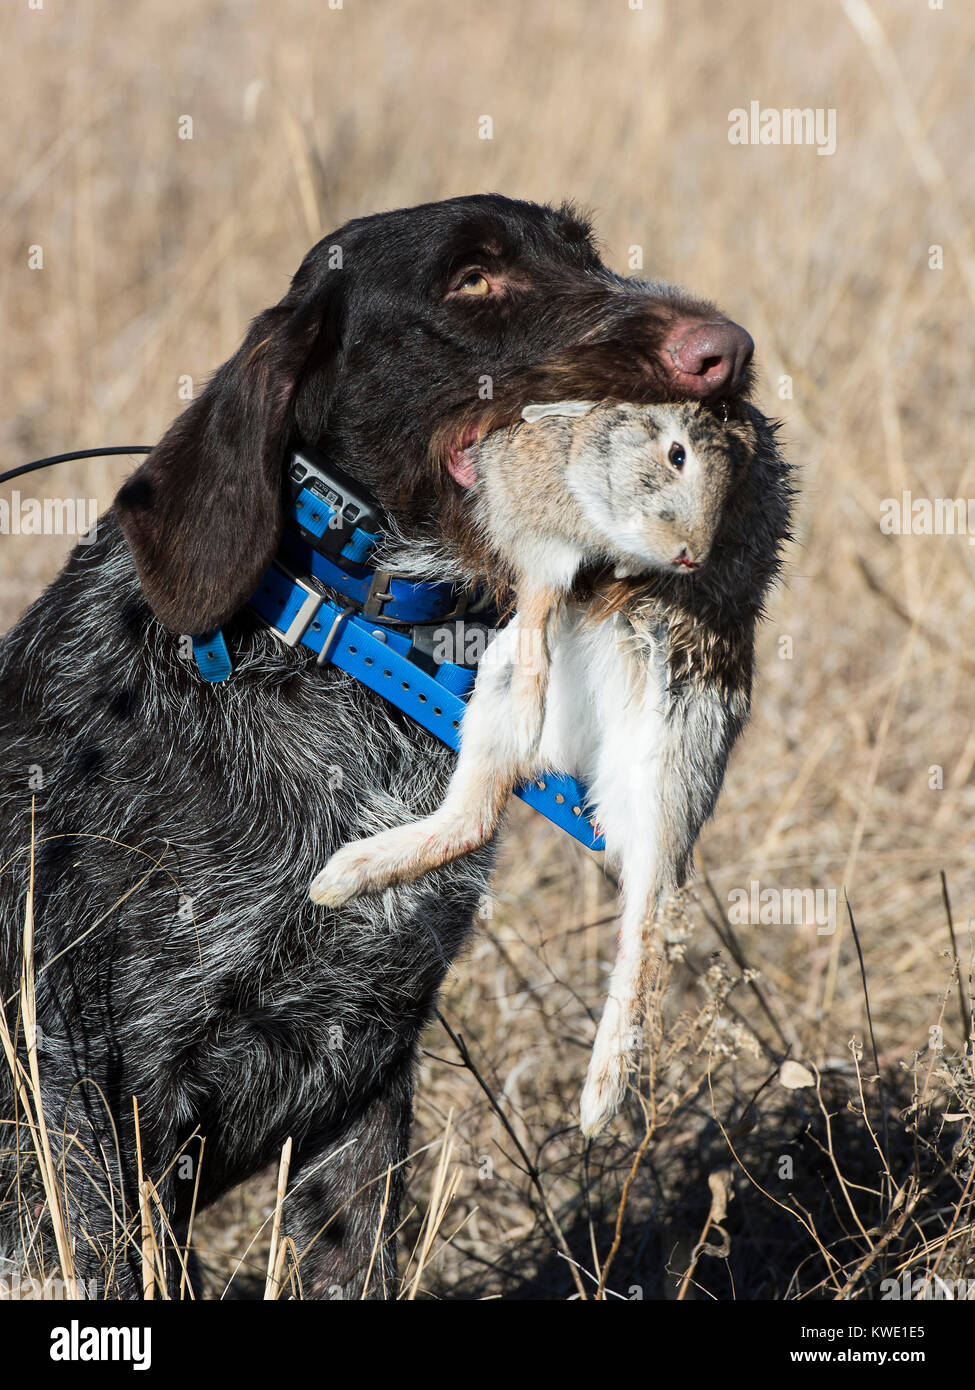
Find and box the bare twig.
[436,1010,587,1300]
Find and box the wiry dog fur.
[0,194,766,1297]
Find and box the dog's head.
[115,194,757,633]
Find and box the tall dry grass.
[2,0,974,1298]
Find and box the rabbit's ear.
[520,401,599,423]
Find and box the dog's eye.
[668,442,686,470]
[455,271,491,296]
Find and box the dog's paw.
[309,842,384,907]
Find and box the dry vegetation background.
[2,0,974,1299]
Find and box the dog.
[310,399,791,1134]
[0,194,764,1298]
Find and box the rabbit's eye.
[668,442,686,470]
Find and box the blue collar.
[191,492,603,852]
[286,484,470,623]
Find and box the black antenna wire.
[0,446,153,488]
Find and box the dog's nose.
[661,319,754,399]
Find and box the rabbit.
[310,397,792,1135]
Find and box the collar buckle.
[363,568,395,619]
[261,561,323,647]
[360,569,469,624]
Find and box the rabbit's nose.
[671,545,701,571]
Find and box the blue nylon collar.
[191,495,604,852]
[278,529,464,624]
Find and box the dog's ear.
[115,286,339,634]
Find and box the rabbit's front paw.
[309,841,387,907]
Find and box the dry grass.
[2,0,974,1299]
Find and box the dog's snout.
[660,319,754,399]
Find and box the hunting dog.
[0,194,764,1298]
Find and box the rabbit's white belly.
[537,608,671,875]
